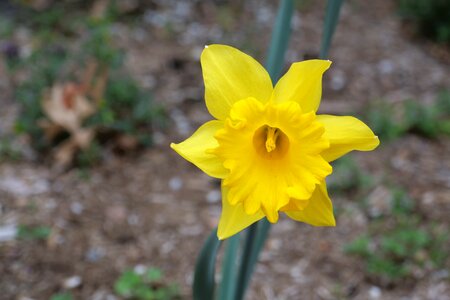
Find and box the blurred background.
[0,0,449,299]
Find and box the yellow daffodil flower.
[171,44,379,240]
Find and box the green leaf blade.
[193,228,221,300]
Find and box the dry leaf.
[73,128,95,150]
[41,82,98,168]
[41,83,95,133]
[37,119,63,141]
[53,138,78,169]
[53,128,95,169]
[116,134,139,151]
[39,59,109,167]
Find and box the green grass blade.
[218,234,241,300]
[193,228,221,300]
[320,0,344,59]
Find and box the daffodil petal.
[170,120,228,179]
[272,60,331,112]
[217,184,264,240]
[201,44,273,120]
[317,115,380,162]
[285,182,335,226]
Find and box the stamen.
[265,127,280,152]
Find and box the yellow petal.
[217,184,264,240]
[201,44,273,120]
[286,182,335,226]
[170,120,228,178]
[272,60,331,113]
[317,115,380,162]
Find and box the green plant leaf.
[147,267,163,282]
[219,234,240,300]
[193,228,221,300]
[50,292,73,300]
[344,235,371,257]
[17,225,51,240]
[234,219,272,300]
[114,270,142,296]
[265,0,295,82]
[320,0,344,59]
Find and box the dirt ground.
[1,1,450,299]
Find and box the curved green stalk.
[193,228,221,300]
[219,234,241,300]
[320,0,344,59]
[265,0,295,83]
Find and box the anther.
[265,127,279,152]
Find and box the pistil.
[265,127,280,152]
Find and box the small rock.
[91,290,108,300]
[170,109,192,136]
[70,202,84,215]
[268,238,282,251]
[106,205,127,223]
[378,59,394,74]
[330,70,347,91]
[256,6,273,24]
[369,286,381,299]
[161,240,175,255]
[190,46,203,60]
[179,225,203,236]
[316,286,333,299]
[127,214,139,225]
[63,275,82,289]
[169,177,183,191]
[0,176,49,197]
[152,131,166,146]
[132,28,147,42]
[367,186,392,218]
[134,264,147,275]
[432,270,449,281]
[427,282,450,300]
[85,247,105,262]
[0,224,17,242]
[206,189,221,203]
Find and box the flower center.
[253,125,289,159]
[265,126,279,152]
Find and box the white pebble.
[0,224,17,242]
[63,275,82,289]
[169,177,183,191]
[206,190,221,203]
[369,286,381,299]
[70,202,84,215]
[134,264,147,275]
